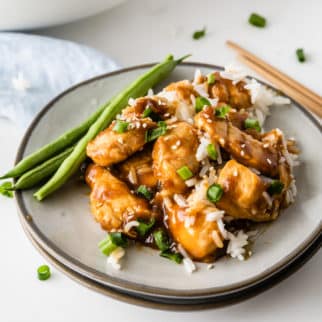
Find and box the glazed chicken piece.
[216,160,279,221]
[195,107,279,176]
[152,122,199,196]
[85,164,151,232]
[117,147,157,188]
[208,72,251,110]
[86,118,155,167]
[122,96,176,120]
[164,80,197,104]
[165,200,224,261]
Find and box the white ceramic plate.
[15,63,322,302]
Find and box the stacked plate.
[15,63,322,309]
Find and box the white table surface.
[1,0,321,321]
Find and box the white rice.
[226,231,249,261]
[212,230,224,248]
[128,97,135,106]
[196,136,211,161]
[124,220,140,234]
[185,177,198,187]
[206,210,225,222]
[106,247,125,270]
[173,194,188,208]
[220,64,247,85]
[262,191,273,207]
[178,244,197,274]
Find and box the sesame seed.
[263,143,269,148]
[267,158,272,165]
[164,113,170,117]
[207,119,212,123]
[117,137,124,144]
[233,169,238,177]
[219,138,225,145]
[241,143,246,148]
[204,114,210,119]
[176,140,181,146]
[171,145,177,150]
[240,150,245,156]
[207,264,214,270]
[142,123,147,128]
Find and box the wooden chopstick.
[226,41,322,111]
[237,55,322,118]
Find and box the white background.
[0,0,321,321]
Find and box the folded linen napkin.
[0,32,118,129]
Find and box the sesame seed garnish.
[171,145,178,150]
[233,169,238,177]
[142,123,147,128]
[176,140,181,146]
[117,137,124,144]
[219,138,225,145]
[136,121,141,128]
[164,113,170,117]
[207,119,212,123]
[204,114,210,119]
[240,150,245,156]
[267,158,272,165]
[263,143,269,148]
[241,143,246,148]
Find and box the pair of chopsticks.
[226,40,322,118]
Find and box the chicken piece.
[122,96,176,120]
[165,200,223,261]
[195,107,279,176]
[216,160,279,221]
[85,164,151,232]
[164,80,197,104]
[152,122,199,196]
[117,147,157,188]
[86,118,155,167]
[208,72,251,110]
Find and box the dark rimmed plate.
[15,63,322,304]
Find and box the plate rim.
[15,62,322,299]
[19,216,322,310]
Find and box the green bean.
[1,101,108,179]
[34,54,189,201]
[14,146,74,190]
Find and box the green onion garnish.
[192,27,206,40]
[207,183,224,203]
[176,165,193,180]
[37,265,51,281]
[145,121,167,142]
[244,118,261,132]
[137,185,153,200]
[160,250,183,264]
[207,143,218,160]
[248,13,266,28]
[207,73,216,85]
[215,105,231,118]
[153,229,170,251]
[195,96,211,112]
[142,106,153,118]
[113,120,129,133]
[267,180,284,195]
[296,48,306,63]
[0,181,13,198]
[98,232,128,256]
[136,218,156,237]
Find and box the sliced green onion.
[244,118,261,132]
[98,232,128,256]
[248,13,266,28]
[267,180,284,195]
[195,96,211,112]
[207,73,216,85]
[153,229,170,251]
[296,48,306,63]
[137,185,153,200]
[0,181,13,198]
[207,143,218,160]
[207,183,224,203]
[215,105,231,118]
[160,250,183,264]
[176,165,193,180]
[136,218,156,237]
[142,106,153,118]
[37,265,51,281]
[192,27,206,40]
[113,120,129,133]
[145,121,167,142]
